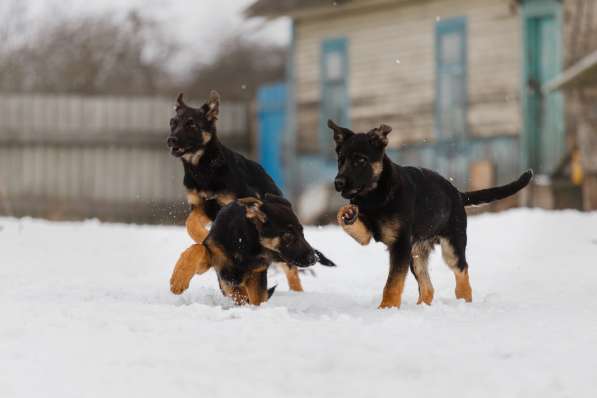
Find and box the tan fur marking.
[379,217,400,245]
[201,131,212,145]
[379,272,407,309]
[411,241,435,305]
[245,271,269,305]
[260,237,281,252]
[454,269,473,302]
[216,193,235,207]
[186,207,210,243]
[440,238,473,302]
[205,240,229,269]
[278,263,303,292]
[371,161,383,178]
[337,205,371,245]
[186,191,201,206]
[170,244,211,294]
[182,149,204,165]
[440,238,459,271]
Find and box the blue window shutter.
[435,17,468,139]
[320,37,349,158]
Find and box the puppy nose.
[167,136,178,147]
[334,177,346,191]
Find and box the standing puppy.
[328,119,533,309]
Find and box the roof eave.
[545,50,597,93]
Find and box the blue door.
[257,83,287,189]
[522,0,564,174]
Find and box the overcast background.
[1,0,289,77]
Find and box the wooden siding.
[293,0,522,152]
[0,94,248,223]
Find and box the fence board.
[0,93,249,223]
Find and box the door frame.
[521,0,564,173]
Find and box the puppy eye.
[282,232,294,244]
[169,118,177,128]
[354,157,366,166]
[185,119,196,128]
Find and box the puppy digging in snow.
[329,119,533,309]
[170,194,335,305]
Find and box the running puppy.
[328,119,533,309]
[167,91,335,292]
[170,194,330,305]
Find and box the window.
[435,17,467,139]
[320,37,349,157]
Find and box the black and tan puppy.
[328,119,533,309]
[167,91,334,292]
[170,194,326,305]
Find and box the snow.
[1,209,597,397]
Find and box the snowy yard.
[1,209,597,398]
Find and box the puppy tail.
[267,285,278,300]
[461,170,533,206]
[314,249,337,267]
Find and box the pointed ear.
[238,197,266,224]
[205,90,220,121]
[328,119,353,149]
[367,124,392,147]
[175,93,187,113]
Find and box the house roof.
[545,50,597,92]
[245,0,353,18]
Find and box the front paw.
[170,272,191,295]
[337,204,359,225]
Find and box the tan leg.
[411,241,434,305]
[337,204,372,246]
[245,271,269,305]
[440,238,473,302]
[454,269,472,302]
[279,263,303,292]
[186,207,210,244]
[170,244,211,294]
[379,247,410,309]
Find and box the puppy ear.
[367,124,392,147]
[238,197,266,224]
[175,93,187,113]
[205,90,220,121]
[328,119,353,148]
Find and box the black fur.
[206,194,331,303]
[167,91,335,268]
[329,119,532,307]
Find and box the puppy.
[169,194,333,305]
[328,119,533,308]
[167,91,334,291]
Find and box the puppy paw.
[170,272,191,295]
[337,204,359,226]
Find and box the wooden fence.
[0,94,249,223]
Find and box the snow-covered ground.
[1,209,596,398]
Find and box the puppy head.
[328,119,392,199]
[166,91,220,160]
[239,195,317,268]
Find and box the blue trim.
[520,0,564,172]
[434,16,468,139]
[319,37,349,158]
